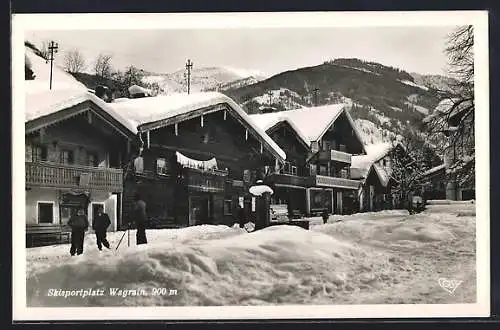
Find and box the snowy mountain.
[410,72,458,92]
[224,58,450,148]
[140,66,268,95]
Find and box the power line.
[185,59,193,94]
[47,41,59,90]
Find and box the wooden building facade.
[25,94,136,245]
[112,93,286,229]
[250,105,365,217]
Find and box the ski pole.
[116,228,127,250]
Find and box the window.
[37,202,54,224]
[319,165,328,176]
[28,144,47,162]
[156,158,168,175]
[87,152,99,167]
[309,164,317,176]
[281,162,298,176]
[223,199,232,215]
[60,149,74,164]
[283,162,291,174]
[340,169,348,178]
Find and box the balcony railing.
[26,161,123,192]
[266,173,308,187]
[185,167,229,177]
[309,175,360,190]
[318,149,352,164]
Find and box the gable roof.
[350,142,399,187]
[250,104,366,153]
[107,92,286,161]
[24,46,137,136]
[252,115,311,148]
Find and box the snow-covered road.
[26,202,476,306]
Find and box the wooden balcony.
[185,167,229,177]
[318,149,352,164]
[308,175,360,190]
[266,173,308,187]
[185,167,228,193]
[26,161,123,192]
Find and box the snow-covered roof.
[373,163,391,187]
[107,92,286,160]
[350,142,396,186]
[129,84,152,96]
[250,115,311,147]
[24,47,137,135]
[250,104,366,152]
[364,142,395,163]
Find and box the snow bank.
[27,204,476,306]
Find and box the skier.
[67,208,89,256]
[133,193,148,245]
[92,205,111,251]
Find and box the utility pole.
[47,41,59,90]
[185,59,193,94]
[312,88,320,106]
[267,91,273,106]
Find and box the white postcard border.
[12,11,490,321]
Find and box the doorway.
[189,195,211,226]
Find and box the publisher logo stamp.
[438,278,463,295]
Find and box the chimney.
[95,85,114,103]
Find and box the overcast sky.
[25,26,458,77]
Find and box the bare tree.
[63,49,86,73]
[423,25,475,188]
[94,53,113,80]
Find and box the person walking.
[92,206,111,251]
[234,204,245,228]
[133,193,148,245]
[67,208,89,256]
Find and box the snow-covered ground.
[27,203,475,307]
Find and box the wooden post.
[223,110,227,120]
[245,129,248,140]
[39,128,46,144]
[201,115,204,127]
[146,131,150,149]
[87,111,92,124]
[260,142,263,154]
[175,123,178,136]
[126,140,131,155]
